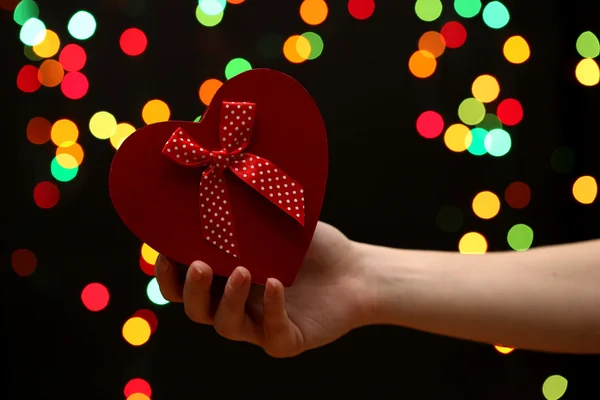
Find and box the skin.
[155,221,600,357]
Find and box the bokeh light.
[227,0,245,3]
[576,31,599,59]
[51,156,78,182]
[436,206,463,233]
[17,64,41,93]
[81,283,110,311]
[11,249,37,277]
[89,111,117,139]
[458,98,486,125]
[56,143,85,167]
[507,224,534,251]
[348,0,375,20]
[127,394,150,400]
[477,113,503,131]
[38,59,64,87]
[13,0,39,25]
[301,32,324,60]
[484,128,511,157]
[142,99,170,125]
[494,345,515,354]
[27,116,51,144]
[59,44,87,71]
[139,257,155,276]
[496,98,523,126]
[482,1,510,29]
[68,10,97,40]
[575,58,600,86]
[472,190,500,219]
[34,181,60,209]
[504,181,531,209]
[194,115,202,122]
[120,28,148,56]
[467,127,487,155]
[124,378,152,398]
[458,232,487,254]
[418,31,446,58]
[440,21,467,49]
[195,5,223,27]
[133,309,158,333]
[51,119,78,147]
[503,36,530,64]
[32,29,60,58]
[542,375,568,400]
[61,71,89,100]
[444,123,472,152]
[110,123,136,149]
[550,146,575,173]
[225,57,252,80]
[122,317,151,346]
[24,44,42,61]
[283,34,311,64]
[1,0,20,10]
[408,50,436,78]
[199,0,226,15]
[471,74,500,103]
[572,175,597,204]
[199,78,223,106]
[19,17,46,46]
[141,243,159,264]
[416,110,444,139]
[147,277,169,305]
[415,0,442,22]
[454,0,481,18]
[299,0,328,26]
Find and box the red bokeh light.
[120,28,148,56]
[27,117,52,144]
[17,65,41,93]
[504,181,531,209]
[441,21,467,49]
[133,309,158,333]
[139,256,155,276]
[61,71,89,100]
[34,181,60,209]
[124,378,152,398]
[416,110,444,139]
[59,44,87,72]
[11,249,37,277]
[348,0,375,20]
[81,283,110,311]
[497,99,523,126]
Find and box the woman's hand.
[155,221,371,357]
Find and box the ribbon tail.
[198,166,241,258]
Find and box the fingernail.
[229,269,247,289]
[265,278,276,298]
[190,263,203,282]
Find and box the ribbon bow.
[162,101,305,259]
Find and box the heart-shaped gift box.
[109,69,328,286]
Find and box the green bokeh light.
[415,0,442,22]
[68,11,97,40]
[437,206,463,233]
[225,57,252,80]
[467,128,487,156]
[24,45,42,61]
[454,0,481,18]
[458,98,486,125]
[576,31,600,59]
[477,113,503,131]
[550,146,575,173]
[147,277,169,305]
[198,0,227,16]
[196,6,223,26]
[482,1,510,29]
[484,128,511,157]
[542,375,568,400]
[13,0,39,26]
[19,17,46,46]
[302,32,324,60]
[193,115,202,122]
[51,157,78,182]
[507,224,534,251]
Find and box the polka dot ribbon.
[162,101,305,259]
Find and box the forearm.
[356,240,600,354]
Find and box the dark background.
[3,0,600,399]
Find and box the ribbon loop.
[162,101,305,259]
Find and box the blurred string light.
[127,394,150,400]
[444,123,471,152]
[38,59,64,87]
[147,277,169,305]
[302,32,324,60]
[572,175,597,204]
[504,181,531,209]
[494,345,514,354]
[496,98,523,125]
[576,31,600,58]
[482,1,510,29]
[17,65,40,92]
[436,206,463,233]
[283,34,311,64]
[24,45,42,61]
[34,181,59,209]
[472,190,500,219]
[61,71,89,100]
[20,17,46,46]
[542,375,568,400]
[13,0,39,25]
[416,110,444,139]
[27,116,51,144]
[81,283,110,311]
[110,123,136,149]
[408,50,436,78]
[484,128,511,157]
[51,119,78,147]
[199,78,223,105]
[299,0,328,26]
[141,243,159,264]
[550,146,575,173]
[458,232,487,254]
[503,36,530,64]
[454,0,481,18]
[199,0,226,15]
[227,0,245,3]
[140,257,155,276]
[59,44,87,71]
[415,0,442,22]
[33,29,59,58]
[122,317,151,346]
[124,378,152,398]
[348,0,375,20]
[89,111,117,139]
[507,224,534,251]
[440,21,467,48]
[196,2,224,27]
[467,127,487,155]
[575,58,600,86]
[133,309,158,333]
[225,57,252,80]
[419,31,446,58]
[67,11,96,40]
[458,97,485,125]
[120,28,148,56]
[11,249,37,277]
[471,74,500,103]
[142,99,170,124]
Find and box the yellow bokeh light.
[89,111,117,140]
[572,175,597,204]
[503,36,530,64]
[110,123,136,150]
[122,317,151,346]
[141,243,159,265]
[472,191,501,219]
[458,232,488,254]
[299,0,328,26]
[56,143,85,166]
[471,75,500,103]
[575,58,600,87]
[56,153,78,169]
[127,394,151,400]
[283,35,311,64]
[33,29,60,58]
[444,123,472,152]
[142,99,171,125]
[51,119,79,147]
[38,59,64,87]
[409,50,436,79]
[494,345,515,354]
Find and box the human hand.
[155,221,370,357]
